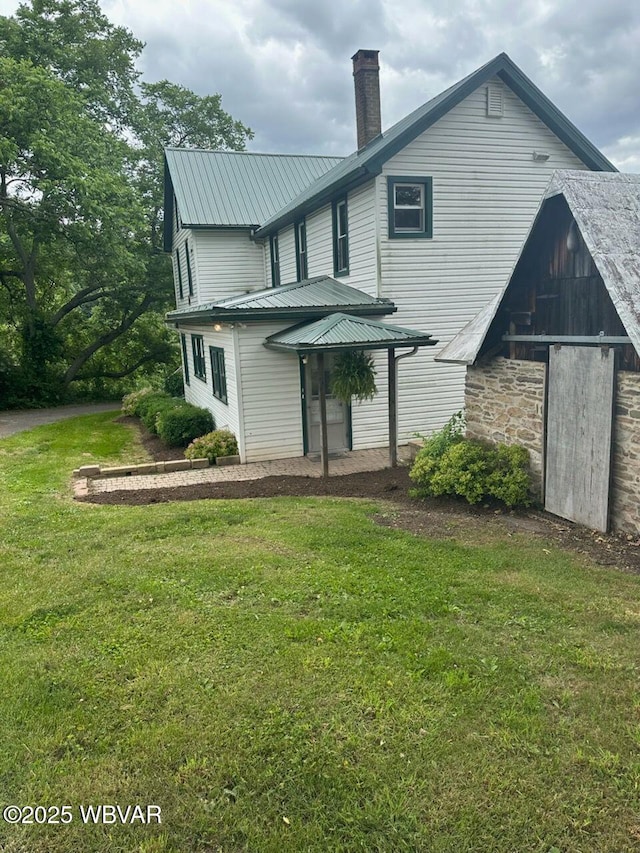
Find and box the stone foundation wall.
[465,358,640,536]
[611,371,640,535]
[465,357,546,495]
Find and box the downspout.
[388,346,419,467]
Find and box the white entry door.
[305,354,349,454]
[545,345,616,532]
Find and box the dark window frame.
[209,346,228,404]
[180,333,190,385]
[295,218,308,281]
[332,197,349,276]
[387,176,433,239]
[175,249,184,299]
[270,234,280,287]
[191,334,206,381]
[185,238,194,296]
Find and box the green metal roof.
[254,53,615,238]
[163,149,343,250]
[264,312,437,353]
[165,276,396,324]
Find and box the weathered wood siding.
[236,323,304,462]
[178,323,242,453]
[192,230,266,303]
[545,346,615,532]
[378,75,588,442]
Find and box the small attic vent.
[486,85,504,117]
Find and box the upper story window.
[191,334,206,381]
[185,239,194,296]
[270,235,280,287]
[387,177,433,239]
[295,219,308,281]
[209,346,228,404]
[175,249,184,299]
[174,199,180,233]
[332,198,349,276]
[180,333,190,385]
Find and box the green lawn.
[1,413,640,852]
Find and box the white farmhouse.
[164,51,613,464]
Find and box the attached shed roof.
[437,170,640,364]
[254,53,615,238]
[163,149,343,248]
[165,276,396,324]
[264,312,437,353]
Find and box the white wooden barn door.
[545,346,616,532]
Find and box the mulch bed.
[116,415,185,461]
[84,421,640,574]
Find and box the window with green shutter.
[295,219,308,281]
[270,235,280,287]
[185,239,194,296]
[191,335,206,380]
[175,249,184,299]
[180,333,190,385]
[209,346,227,403]
[332,198,349,276]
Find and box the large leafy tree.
[0,0,252,405]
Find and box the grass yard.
[1,413,640,852]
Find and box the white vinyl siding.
[192,230,266,303]
[178,324,240,443]
[339,182,378,297]
[304,184,378,297]
[374,76,588,443]
[278,225,297,285]
[306,204,333,278]
[237,323,304,462]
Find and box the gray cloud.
[2,0,638,168]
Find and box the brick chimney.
[352,49,381,150]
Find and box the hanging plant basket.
[331,350,377,404]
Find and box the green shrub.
[185,430,239,463]
[121,387,155,417]
[135,392,177,434]
[156,404,214,447]
[164,370,184,397]
[410,414,531,508]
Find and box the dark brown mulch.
[116,415,185,461]
[79,460,640,574]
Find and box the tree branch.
[72,350,165,381]
[63,292,154,385]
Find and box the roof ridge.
[164,146,344,160]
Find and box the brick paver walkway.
[85,446,411,496]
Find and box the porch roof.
[263,312,438,353]
[166,277,396,324]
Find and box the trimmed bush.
[156,404,214,447]
[410,413,531,508]
[135,392,177,434]
[121,387,155,417]
[164,370,184,398]
[185,430,239,463]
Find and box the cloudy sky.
[3,0,640,169]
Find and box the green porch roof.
[166,277,396,324]
[263,312,438,352]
